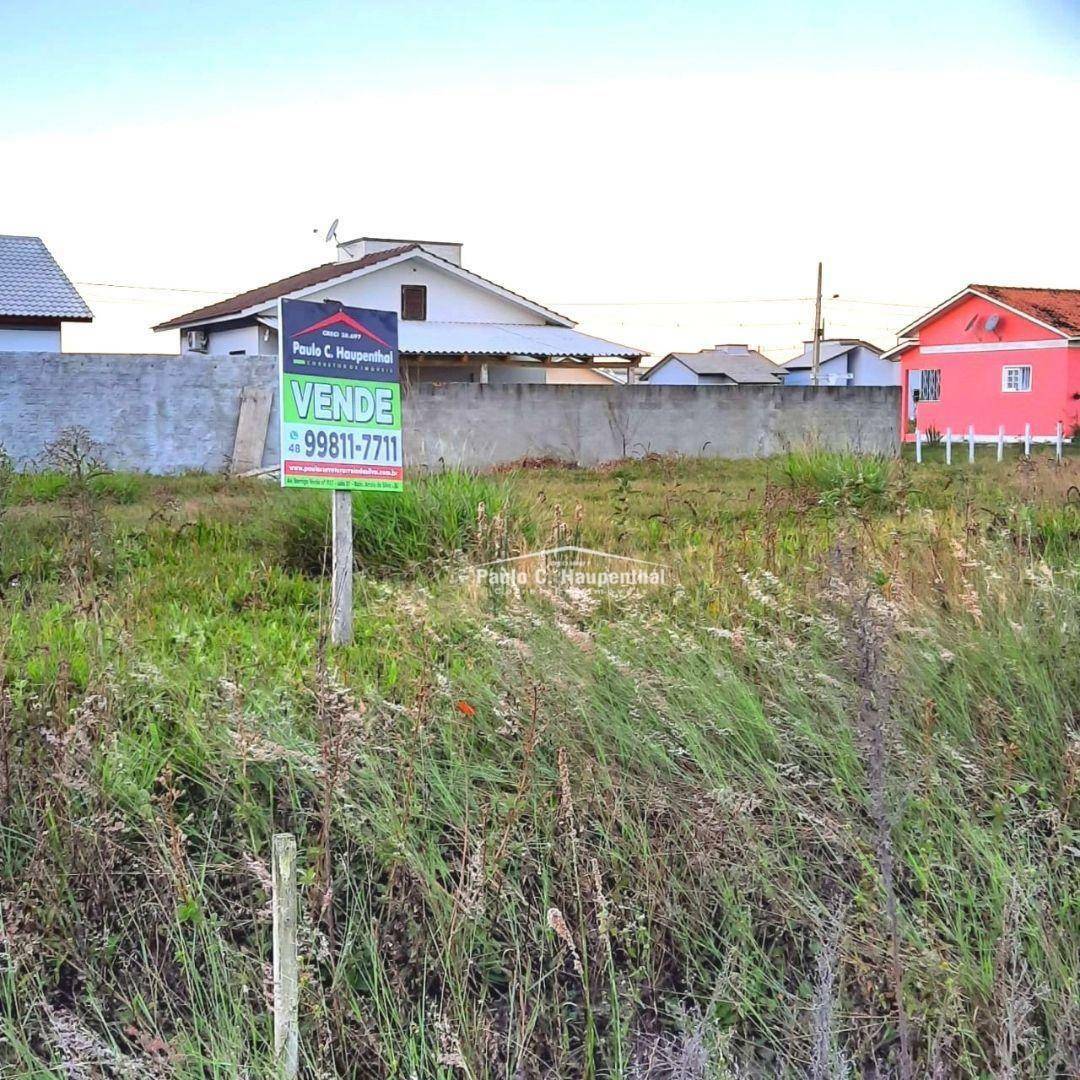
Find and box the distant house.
[639,345,783,385]
[0,235,92,351]
[884,284,1080,440]
[782,338,895,387]
[544,365,626,385]
[153,236,643,384]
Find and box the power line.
[558,295,925,309]
[558,296,815,307]
[81,297,195,307]
[829,297,925,309]
[76,280,234,295]
[74,279,929,311]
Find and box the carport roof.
[257,315,644,359]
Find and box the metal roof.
[784,338,883,370]
[259,316,643,358]
[398,322,643,358]
[643,346,783,383]
[0,235,92,321]
[337,235,462,249]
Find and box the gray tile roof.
[647,346,783,383]
[0,235,93,321]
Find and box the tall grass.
[0,452,1077,1077]
[277,470,534,575]
[781,446,895,509]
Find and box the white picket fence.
[914,422,1068,464]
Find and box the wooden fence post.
[997,425,1004,462]
[945,428,952,465]
[331,490,353,646]
[915,428,922,464]
[1056,421,1064,462]
[1024,423,1032,458]
[272,834,299,1079]
[967,425,975,464]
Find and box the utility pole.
[811,261,823,388]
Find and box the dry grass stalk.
[850,587,914,1080]
[557,745,577,842]
[810,912,850,1080]
[154,765,192,904]
[40,426,110,600]
[45,1003,171,1079]
[310,651,366,939]
[992,878,1038,1079]
[547,906,584,979]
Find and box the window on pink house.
[1002,365,1032,392]
[919,369,941,402]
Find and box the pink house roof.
[885,284,1080,359]
[968,285,1080,337]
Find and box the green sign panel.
[278,298,402,491]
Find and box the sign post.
[278,298,402,644]
[272,833,298,1078]
[331,490,353,644]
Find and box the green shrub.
[8,471,71,504]
[1016,503,1080,561]
[88,472,145,504]
[276,470,533,575]
[781,447,895,510]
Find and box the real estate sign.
[278,298,403,490]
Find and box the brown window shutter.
[401,284,427,321]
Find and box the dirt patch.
[490,456,580,473]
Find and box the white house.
[782,338,895,387]
[0,235,92,350]
[154,236,643,384]
[639,345,784,385]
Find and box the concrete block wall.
[0,354,281,473]
[0,353,899,473]
[409,382,900,466]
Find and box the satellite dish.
[985,314,1002,333]
[324,218,339,244]
[963,314,978,332]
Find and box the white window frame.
[918,368,941,402]
[1001,365,1032,393]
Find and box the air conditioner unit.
[186,329,209,353]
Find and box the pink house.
[885,285,1080,441]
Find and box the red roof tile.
[971,284,1080,337]
[153,244,418,330]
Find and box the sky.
[2,0,1079,360]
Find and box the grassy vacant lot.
[0,444,1077,1078]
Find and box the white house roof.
[0,235,93,321]
[154,243,575,331]
[257,316,644,358]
